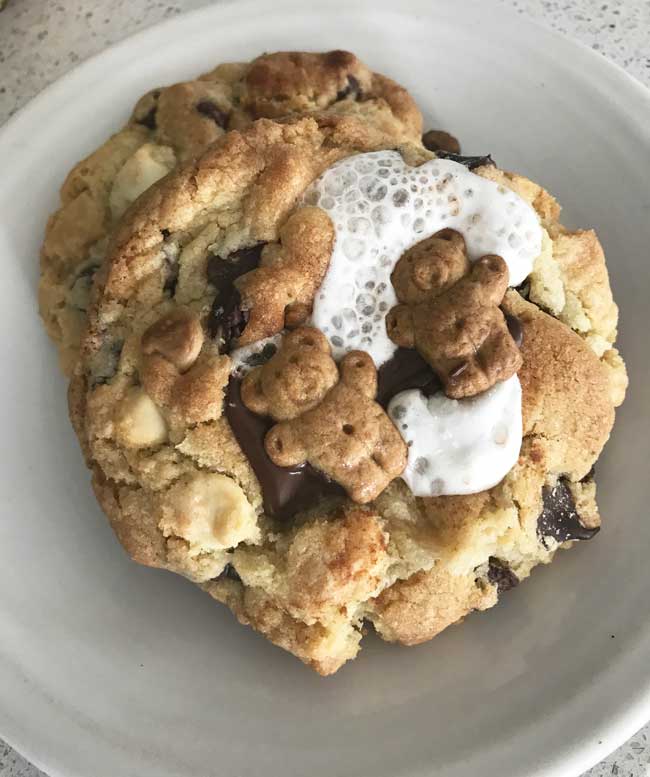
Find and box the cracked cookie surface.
[69,109,626,674]
[39,50,422,374]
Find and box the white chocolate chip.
[114,387,168,449]
[160,472,260,554]
[303,151,542,366]
[109,143,176,220]
[388,376,522,496]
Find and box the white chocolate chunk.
[114,387,168,449]
[388,376,522,496]
[303,151,542,366]
[160,472,260,554]
[109,143,176,219]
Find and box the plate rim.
[0,2,648,776]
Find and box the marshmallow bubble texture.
[303,151,542,366]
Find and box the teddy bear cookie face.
[301,150,542,367]
[241,328,407,504]
[388,229,470,305]
[386,233,523,399]
[240,327,339,421]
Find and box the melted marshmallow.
[303,151,541,366]
[387,376,522,496]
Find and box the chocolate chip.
[377,348,441,406]
[434,151,496,171]
[336,74,362,101]
[88,338,124,387]
[196,100,228,129]
[161,228,170,240]
[220,563,241,582]
[208,288,250,353]
[422,129,461,155]
[487,557,519,593]
[245,342,278,368]
[207,245,265,351]
[515,281,531,300]
[136,106,157,131]
[225,379,344,519]
[420,379,441,398]
[207,245,263,288]
[537,478,600,546]
[505,313,524,348]
[163,263,179,296]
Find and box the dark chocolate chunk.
[196,99,228,129]
[377,348,441,406]
[422,129,461,155]
[208,289,249,353]
[434,151,496,171]
[220,563,242,582]
[160,231,178,296]
[207,245,265,351]
[487,557,519,593]
[537,478,600,546]
[336,74,362,101]
[163,263,179,296]
[515,281,531,300]
[207,244,263,287]
[504,312,524,348]
[225,379,344,519]
[136,105,157,131]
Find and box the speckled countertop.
[1,0,649,775]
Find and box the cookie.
[70,112,626,674]
[39,50,423,374]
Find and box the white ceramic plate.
[1,2,648,776]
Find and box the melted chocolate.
[210,289,250,352]
[225,379,343,519]
[207,244,263,287]
[377,348,440,406]
[377,313,523,407]
[537,479,600,546]
[487,557,519,593]
[433,151,496,170]
[207,245,264,350]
